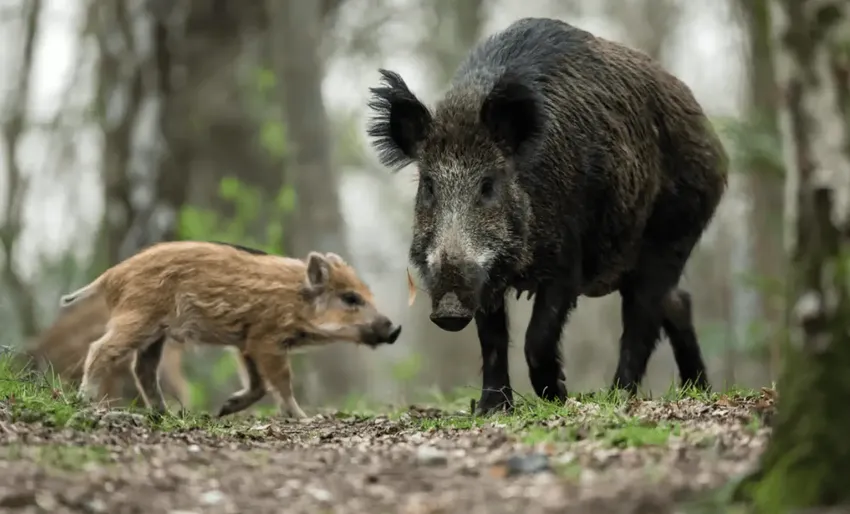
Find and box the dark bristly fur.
[367,18,728,414]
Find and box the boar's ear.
[367,69,433,172]
[480,74,543,157]
[305,252,331,290]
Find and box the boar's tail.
[59,276,104,310]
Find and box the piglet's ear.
[324,252,345,266]
[480,74,543,156]
[367,69,433,171]
[306,252,331,289]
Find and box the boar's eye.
[340,291,364,307]
[420,176,435,198]
[480,177,495,201]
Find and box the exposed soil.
[0,394,774,514]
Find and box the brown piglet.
[25,296,194,408]
[60,241,402,419]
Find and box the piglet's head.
[302,251,402,346]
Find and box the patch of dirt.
[0,396,771,514]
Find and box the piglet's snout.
[386,324,402,344]
[362,316,402,346]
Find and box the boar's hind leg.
[661,288,710,391]
[524,285,575,404]
[217,351,266,418]
[474,303,514,414]
[131,335,168,413]
[612,246,709,394]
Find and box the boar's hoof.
[476,389,514,416]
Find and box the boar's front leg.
[524,283,575,404]
[474,301,513,414]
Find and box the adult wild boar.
[367,17,727,413]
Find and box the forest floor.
[0,356,774,514]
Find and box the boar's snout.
[360,315,403,346]
[430,292,473,332]
[427,258,485,332]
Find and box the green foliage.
[178,176,295,255]
[390,353,423,383]
[250,65,288,160]
[710,115,784,176]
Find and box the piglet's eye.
[340,292,364,307]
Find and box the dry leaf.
[487,464,508,479]
[716,395,737,407]
[407,268,417,307]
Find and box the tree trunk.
[0,0,42,338]
[739,0,787,385]
[267,0,361,405]
[737,0,850,509]
[90,0,151,268]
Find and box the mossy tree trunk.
[739,0,850,510]
[739,0,788,384]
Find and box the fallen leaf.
[487,464,509,479]
[716,395,737,407]
[407,268,417,307]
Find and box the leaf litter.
[0,390,774,514]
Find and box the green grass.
[399,383,762,449]
[0,353,252,434]
[0,351,763,453]
[0,353,83,427]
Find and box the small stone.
[503,453,551,476]
[306,486,333,502]
[416,445,448,466]
[35,492,58,510]
[101,411,145,426]
[86,498,108,513]
[199,490,225,505]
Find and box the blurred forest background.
[0,0,792,413]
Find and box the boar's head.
[367,69,544,332]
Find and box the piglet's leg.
[158,340,193,410]
[80,313,159,406]
[217,351,266,418]
[255,348,307,420]
[131,335,167,413]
